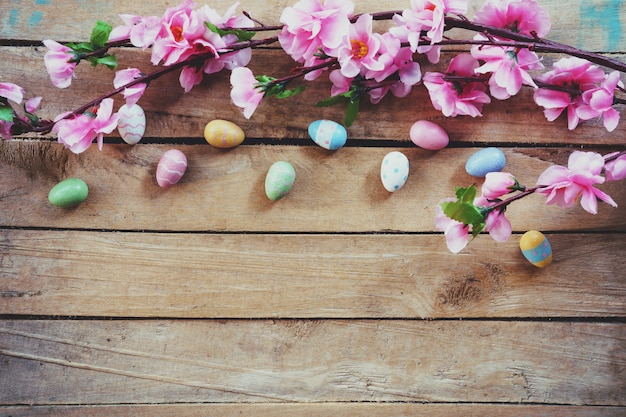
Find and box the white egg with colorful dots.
[380,151,409,192]
[117,103,146,145]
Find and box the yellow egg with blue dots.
[519,230,552,267]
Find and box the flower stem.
[27,36,279,134]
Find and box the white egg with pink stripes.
[117,103,146,145]
[156,149,188,188]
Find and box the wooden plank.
[1,142,625,232]
[1,46,625,144]
[1,230,625,318]
[0,320,624,405]
[2,404,625,417]
[1,0,624,54]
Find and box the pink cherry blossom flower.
[109,14,161,49]
[43,39,78,89]
[604,152,626,182]
[473,0,551,37]
[533,57,606,130]
[151,0,225,67]
[53,98,120,153]
[423,53,491,117]
[25,96,42,113]
[577,71,623,132]
[0,121,12,140]
[114,68,147,106]
[391,0,467,53]
[0,82,24,104]
[474,196,512,242]
[435,199,471,253]
[481,172,517,199]
[337,14,385,78]
[536,151,617,214]
[471,44,543,99]
[197,2,253,75]
[230,67,264,119]
[278,0,354,75]
[329,69,352,97]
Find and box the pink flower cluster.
[534,58,623,131]
[436,150,624,253]
[40,1,257,152]
[53,98,120,154]
[435,172,515,253]
[109,0,253,92]
[0,82,41,139]
[537,151,618,214]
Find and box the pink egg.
[156,149,187,188]
[409,120,449,150]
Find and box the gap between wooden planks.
[1,319,624,405]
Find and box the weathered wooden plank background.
[1,0,625,415]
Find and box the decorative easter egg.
[380,151,410,192]
[308,119,347,150]
[156,149,188,188]
[48,178,88,208]
[409,120,449,150]
[117,103,146,145]
[465,147,506,177]
[204,119,245,148]
[519,230,553,268]
[265,161,296,201]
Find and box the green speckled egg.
[48,178,89,208]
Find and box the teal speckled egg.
[48,178,89,208]
[308,119,347,150]
[265,161,296,201]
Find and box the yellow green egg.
[519,230,552,267]
[203,119,245,148]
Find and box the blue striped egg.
[519,230,553,268]
[308,119,347,150]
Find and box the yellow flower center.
[171,25,184,42]
[350,40,369,59]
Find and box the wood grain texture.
[1,141,625,232]
[1,320,624,405]
[1,230,624,318]
[2,404,625,417]
[1,0,625,413]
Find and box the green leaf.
[90,20,113,48]
[67,42,95,55]
[440,200,485,226]
[96,54,118,70]
[205,22,255,42]
[0,105,14,122]
[254,75,275,85]
[454,185,477,203]
[344,98,359,127]
[471,222,485,238]
[315,92,351,107]
[273,85,306,99]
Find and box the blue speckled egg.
[381,151,409,192]
[465,147,506,177]
[308,119,347,150]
